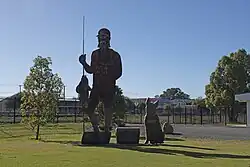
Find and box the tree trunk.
[35,124,40,140]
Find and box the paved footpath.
[125,124,250,140]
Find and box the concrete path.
[125,124,250,140]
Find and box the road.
[125,124,250,140]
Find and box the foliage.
[95,85,134,125]
[192,96,206,108]
[205,49,250,122]
[112,85,126,119]
[124,96,136,113]
[138,102,146,114]
[158,88,190,100]
[20,55,64,140]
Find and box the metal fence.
[124,110,247,125]
[0,96,86,124]
[124,105,247,125]
[0,96,247,125]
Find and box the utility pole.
[63,85,66,100]
[19,85,22,94]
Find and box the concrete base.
[116,127,140,144]
[81,131,111,145]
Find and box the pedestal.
[81,131,111,145]
[116,127,140,144]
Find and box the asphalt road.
[125,124,250,140]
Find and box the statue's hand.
[79,54,86,65]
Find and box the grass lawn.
[0,123,250,167]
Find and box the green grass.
[0,123,250,167]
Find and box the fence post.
[184,106,187,124]
[212,109,214,124]
[74,98,77,123]
[167,109,170,123]
[244,110,247,124]
[56,112,59,123]
[224,107,227,126]
[190,107,193,124]
[200,107,203,125]
[219,108,222,123]
[124,113,127,123]
[172,107,175,124]
[13,97,16,124]
[179,108,182,124]
[140,108,143,124]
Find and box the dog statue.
[144,97,164,145]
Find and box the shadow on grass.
[160,143,215,151]
[41,140,81,146]
[41,139,250,160]
[138,136,185,142]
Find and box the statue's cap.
[97,28,111,38]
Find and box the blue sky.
[0,0,250,98]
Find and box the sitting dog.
[144,98,164,145]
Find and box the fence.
[0,96,86,124]
[124,105,247,125]
[0,96,247,125]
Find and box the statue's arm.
[113,52,122,80]
[83,52,96,74]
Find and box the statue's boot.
[87,112,101,143]
[88,112,100,133]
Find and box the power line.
[0,84,23,87]
[0,92,19,94]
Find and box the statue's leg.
[86,88,100,133]
[103,89,115,132]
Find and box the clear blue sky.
[1,0,250,98]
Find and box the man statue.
[79,28,122,133]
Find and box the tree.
[192,96,206,108]
[205,49,250,122]
[124,96,135,113]
[158,88,190,99]
[95,85,132,127]
[112,85,126,119]
[20,55,64,140]
[138,102,146,114]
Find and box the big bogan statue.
[78,28,122,133]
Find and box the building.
[129,97,196,114]
[0,93,82,115]
[130,97,193,108]
[0,93,198,115]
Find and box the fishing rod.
[81,15,86,134]
[82,15,85,75]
